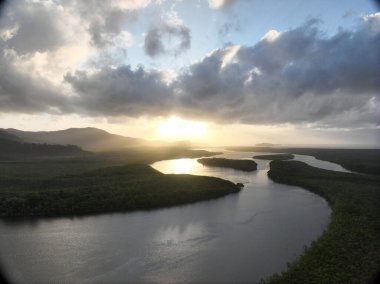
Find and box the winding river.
[0,150,342,283]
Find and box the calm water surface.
[0,150,335,283]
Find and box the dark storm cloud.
[144,23,191,57]
[65,66,173,116]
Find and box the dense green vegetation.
[0,148,219,182]
[0,163,240,217]
[228,147,380,175]
[0,146,228,217]
[265,160,380,284]
[197,157,257,171]
[253,154,294,160]
[0,137,86,158]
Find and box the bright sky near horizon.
[0,0,379,146]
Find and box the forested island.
[197,157,257,171]
[253,154,294,160]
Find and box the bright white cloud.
[208,0,237,9]
[261,30,281,43]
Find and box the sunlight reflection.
[154,222,206,246]
[166,159,198,174]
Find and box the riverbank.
[197,157,257,171]
[266,160,380,283]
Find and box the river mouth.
[0,150,331,283]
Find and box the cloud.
[0,0,379,131]
[65,65,173,116]
[0,1,71,55]
[64,12,379,128]
[65,0,150,48]
[0,50,70,113]
[175,15,380,126]
[144,22,191,57]
[208,0,239,9]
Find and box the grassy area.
[0,163,240,217]
[228,147,380,175]
[253,154,294,160]
[197,157,257,171]
[265,160,380,284]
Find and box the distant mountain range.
[0,129,86,157]
[5,127,149,151]
[1,127,194,152]
[255,143,279,147]
[0,129,22,142]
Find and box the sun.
[158,116,208,140]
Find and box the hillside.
[0,137,86,158]
[0,129,22,142]
[5,127,148,151]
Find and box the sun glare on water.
[158,116,207,140]
[167,159,198,174]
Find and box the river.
[0,150,339,283]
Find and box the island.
[197,157,257,171]
[253,154,294,160]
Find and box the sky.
[0,0,379,146]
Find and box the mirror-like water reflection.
[0,150,332,283]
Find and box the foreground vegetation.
[265,160,380,284]
[0,147,236,217]
[0,164,240,217]
[229,147,380,175]
[253,154,294,160]
[197,157,257,171]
